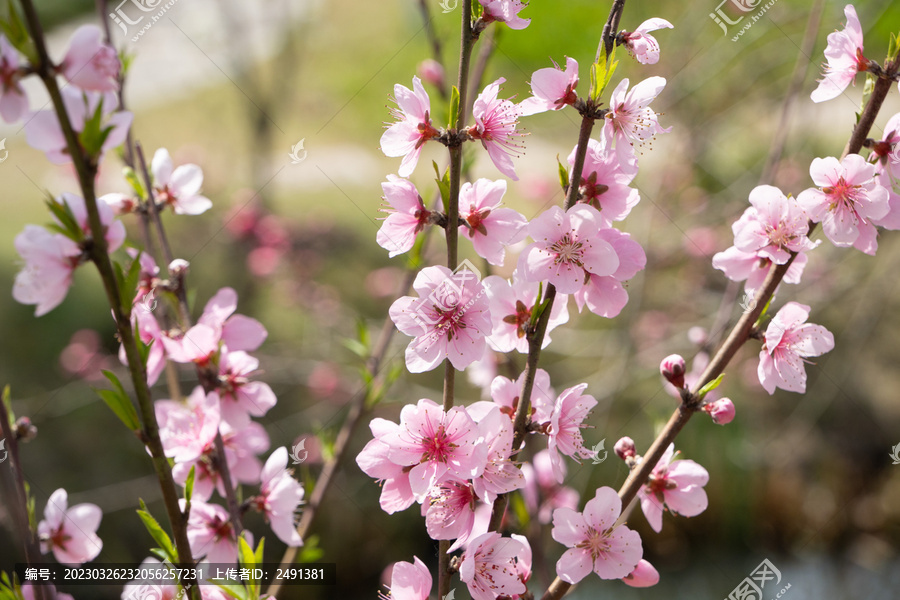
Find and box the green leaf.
[210,581,248,600]
[184,465,195,503]
[24,481,35,531]
[433,161,451,214]
[238,536,256,569]
[888,32,899,62]
[2,385,13,429]
[557,156,569,191]
[342,338,368,359]
[860,73,875,116]
[510,491,530,529]
[448,85,460,128]
[697,374,725,400]
[589,61,600,104]
[253,538,265,566]
[406,232,427,270]
[79,93,107,158]
[45,196,84,243]
[95,370,141,431]
[123,166,147,200]
[137,503,178,563]
[297,535,324,563]
[0,0,36,64]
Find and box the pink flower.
[12,226,81,317]
[602,76,670,167]
[810,4,868,103]
[217,350,277,427]
[380,398,487,500]
[469,78,524,180]
[356,419,416,514]
[637,443,709,533]
[479,0,530,30]
[380,76,438,177]
[547,383,598,483]
[483,271,569,353]
[380,557,432,600]
[459,532,528,600]
[490,367,556,423]
[551,487,643,583]
[622,18,674,65]
[573,227,646,318]
[424,481,478,551]
[377,175,431,257]
[25,87,131,164]
[389,265,492,372]
[14,193,125,316]
[38,488,103,565]
[0,35,28,122]
[151,148,213,215]
[732,185,818,263]
[703,397,735,425]
[622,559,660,588]
[60,25,120,92]
[520,204,619,294]
[869,112,900,230]
[252,447,304,547]
[569,138,640,223]
[797,155,889,255]
[758,302,834,394]
[185,499,238,563]
[459,178,528,266]
[156,387,221,464]
[470,406,525,503]
[712,245,809,295]
[164,287,267,364]
[22,585,74,600]
[518,57,578,116]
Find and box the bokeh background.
[1,0,900,598]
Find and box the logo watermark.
[709,0,780,40]
[890,443,900,465]
[289,139,307,164]
[725,558,790,600]
[438,0,458,13]
[124,584,163,600]
[442,589,456,600]
[137,290,158,313]
[290,438,308,465]
[0,438,7,464]
[590,439,608,465]
[109,0,182,42]
[413,259,483,335]
[739,292,758,314]
[0,138,8,164]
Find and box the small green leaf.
[1,0,36,64]
[433,161,451,214]
[888,32,899,62]
[184,465,195,503]
[557,156,569,191]
[96,370,141,431]
[406,233,427,270]
[45,197,84,243]
[297,535,324,563]
[697,374,725,399]
[342,338,368,359]
[510,491,530,529]
[253,538,265,566]
[2,385,13,429]
[137,503,178,563]
[79,94,107,158]
[123,166,147,200]
[448,85,460,128]
[238,535,255,569]
[210,581,248,600]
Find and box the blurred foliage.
[1,0,900,599]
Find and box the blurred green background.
[1,0,900,598]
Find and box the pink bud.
[660,354,686,388]
[417,59,445,89]
[622,559,660,588]
[168,259,190,276]
[614,436,636,460]
[16,416,38,442]
[704,398,735,425]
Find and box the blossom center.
[421,425,456,463]
[549,233,584,266]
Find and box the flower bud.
[660,354,686,388]
[622,559,660,588]
[168,258,190,276]
[417,59,445,90]
[614,436,636,460]
[704,398,735,425]
[15,416,38,442]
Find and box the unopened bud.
[417,59,445,90]
[622,559,660,588]
[15,416,37,442]
[614,436,636,460]
[168,259,190,276]
[704,398,735,425]
[660,354,686,389]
